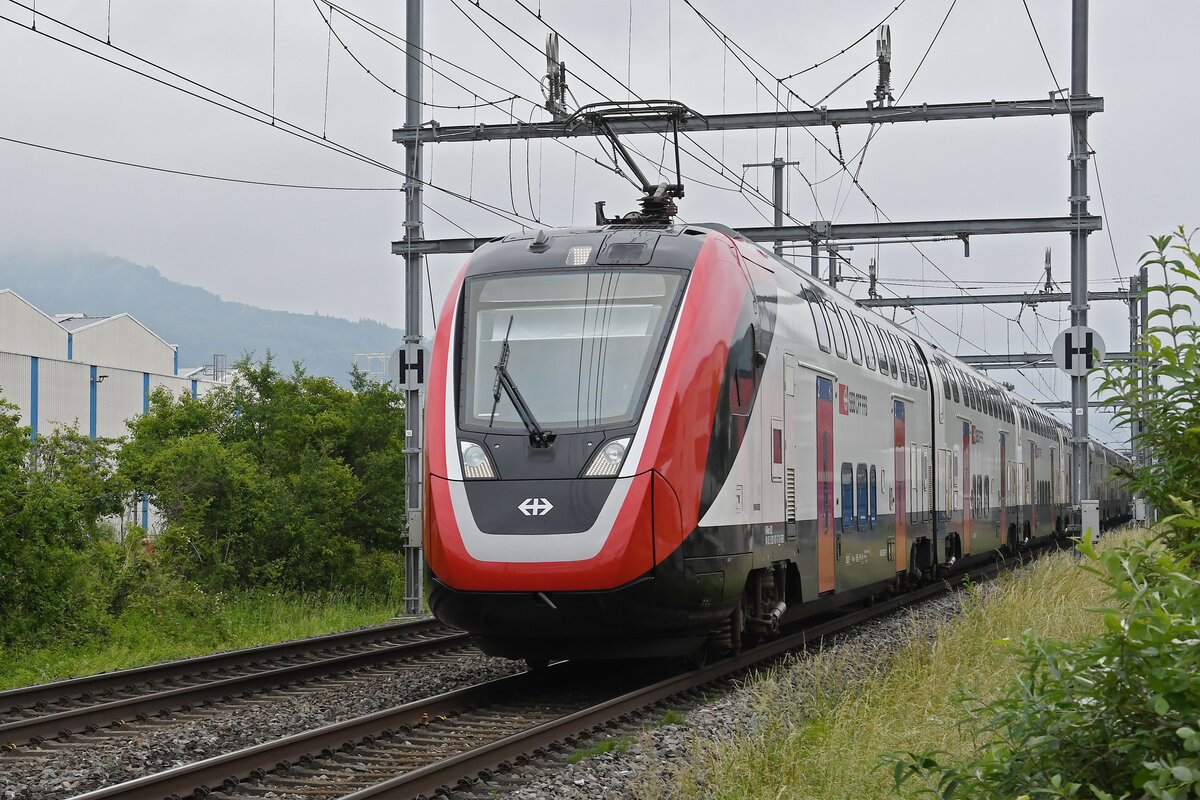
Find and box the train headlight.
[583,436,631,477]
[460,441,496,479]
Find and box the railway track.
[69,561,1000,800]
[0,618,467,749]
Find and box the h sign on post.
[1051,325,1106,377]
[389,343,429,391]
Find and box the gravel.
[0,646,523,800]
[0,589,972,800]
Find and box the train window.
[824,300,848,359]
[950,373,960,403]
[885,332,900,380]
[939,365,951,399]
[868,323,889,375]
[886,333,907,383]
[857,463,869,529]
[807,294,832,353]
[851,316,875,370]
[839,309,863,365]
[462,269,681,431]
[841,462,854,530]
[985,475,990,513]
[869,465,878,526]
[901,340,918,387]
[908,342,926,390]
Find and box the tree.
[119,355,407,593]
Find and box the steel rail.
[2,626,466,747]
[0,618,442,711]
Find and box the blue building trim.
[143,372,150,414]
[89,365,98,439]
[29,357,38,440]
[141,493,149,529]
[67,332,73,360]
[191,379,198,399]
[173,347,178,376]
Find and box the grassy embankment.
[656,528,1150,800]
[0,591,403,691]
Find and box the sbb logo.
[518,498,554,516]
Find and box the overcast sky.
[1,1,1196,446]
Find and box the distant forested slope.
[0,252,403,384]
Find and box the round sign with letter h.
[1051,325,1106,377]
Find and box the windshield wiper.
[490,315,555,448]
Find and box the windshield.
[462,269,683,432]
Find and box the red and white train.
[422,221,1130,662]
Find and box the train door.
[1000,432,1008,545]
[923,445,932,524]
[961,420,971,554]
[894,399,908,572]
[1029,441,1037,540]
[816,376,835,593]
[941,447,952,525]
[783,358,798,543]
[909,445,919,527]
[1049,446,1056,532]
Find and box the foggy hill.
[0,252,404,384]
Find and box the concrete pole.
[1068,0,1090,507]
[402,0,425,616]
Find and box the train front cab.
[424,226,774,660]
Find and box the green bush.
[0,399,127,646]
[119,355,408,594]
[1098,227,1200,562]
[886,536,1200,799]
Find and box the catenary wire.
[0,1,551,231]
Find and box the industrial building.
[0,288,230,532]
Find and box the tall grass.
[655,530,1150,800]
[0,589,405,691]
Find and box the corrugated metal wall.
[0,292,68,360]
[36,359,90,433]
[71,315,175,374]
[96,368,149,439]
[0,352,33,427]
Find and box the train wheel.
[682,643,709,671]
